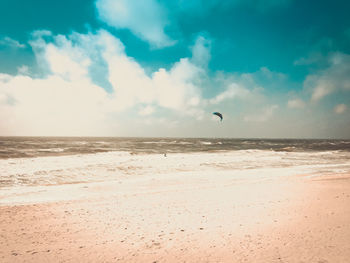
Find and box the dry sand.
[1,172,350,263]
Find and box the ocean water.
[1,137,350,159]
[1,137,350,190]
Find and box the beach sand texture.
[1,150,350,262]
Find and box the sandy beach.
[1,0,350,260]
[1,156,350,263]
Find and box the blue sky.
[0,0,349,138]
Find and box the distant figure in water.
[164,153,167,157]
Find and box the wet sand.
[1,172,350,263]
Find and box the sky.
[0,0,349,138]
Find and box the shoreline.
[1,172,349,262]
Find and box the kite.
[213,112,223,121]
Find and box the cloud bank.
[1,0,349,138]
[0,29,291,137]
[0,30,209,135]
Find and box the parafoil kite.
[213,112,223,121]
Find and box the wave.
[200,141,212,145]
[1,137,350,159]
[1,149,350,189]
[38,148,65,153]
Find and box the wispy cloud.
[209,83,249,104]
[334,104,347,114]
[0,36,26,48]
[95,0,293,48]
[191,35,211,67]
[244,105,278,122]
[287,98,305,109]
[138,105,155,116]
[96,0,175,48]
[17,65,30,75]
[304,52,350,102]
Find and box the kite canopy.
[213,112,223,121]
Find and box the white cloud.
[0,36,26,48]
[206,66,284,108]
[209,83,249,104]
[152,58,203,112]
[96,0,174,48]
[0,31,111,135]
[259,66,286,80]
[0,93,8,104]
[238,67,287,94]
[17,65,30,75]
[191,35,211,67]
[334,104,347,114]
[0,73,12,83]
[45,42,91,81]
[0,75,109,136]
[309,80,334,102]
[99,31,204,115]
[99,31,155,111]
[287,98,305,109]
[0,30,209,135]
[304,52,350,102]
[294,53,324,66]
[244,105,278,122]
[138,105,155,116]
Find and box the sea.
[2,137,350,159]
[1,137,350,199]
